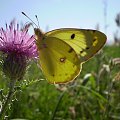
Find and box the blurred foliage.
[0,45,120,120]
[114,12,120,46]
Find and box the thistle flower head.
[0,19,38,80]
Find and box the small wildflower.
[112,58,120,66]
[55,84,67,92]
[114,71,120,81]
[0,19,38,80]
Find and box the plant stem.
[0,79,16,119]
[51,91,65,120]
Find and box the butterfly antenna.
[35,15,40,28]
[22,12,38,27]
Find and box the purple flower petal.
[0,20,38,59]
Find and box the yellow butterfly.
[22,12,107,84]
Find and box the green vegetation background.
[0,45,120,120]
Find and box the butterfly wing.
[38,36,81,83]
[45,28,107,63]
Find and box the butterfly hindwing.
[45,28,107,63]
[38,37,81,83]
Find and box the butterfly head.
[22,12,44,40]
[34,28,44,41]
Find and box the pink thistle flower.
[0,19,38,80]
[0,20,38,59]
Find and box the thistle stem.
[0,79,16,119]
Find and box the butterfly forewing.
[45,28,107,63]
